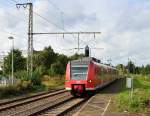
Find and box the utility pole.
[16,2,101,79]
[16,3,33,78]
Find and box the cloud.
[0,0,150,66]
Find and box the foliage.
[41,75,65,89]
[30,68,42,86]
[116,75,150,112]
[14,70,28,81]
[3,49,26,74]
[0,70,2,75]
[41,46,57,70]
[69,53,85,60]
[126,61,136,73]
[0,79,46,99]
[116,64,127,75]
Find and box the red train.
[65,57,119,96]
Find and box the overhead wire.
[10,0,99,54]
[46,0,96,48]
[10,0,74,48]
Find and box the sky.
[0,0,150,66]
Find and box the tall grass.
[116,75,150,112]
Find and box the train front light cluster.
[88,80,92,83]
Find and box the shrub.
[14,70,28,81]
[30,68,42,86]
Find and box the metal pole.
[8,36,14,85]
[12,39,14,85]
[28,3,33,79]
[78,34,79,51]
[16,3,33,79]
[131,66,135,101]
[2,52,5,76]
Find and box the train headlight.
[88,80,92,83]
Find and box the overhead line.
[11,0,65,31]
[46,0,91,46]
[32,32,101,35]
[10,0,75,45]
[10,0,98,50]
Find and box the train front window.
[71,65,88,80]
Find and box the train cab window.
[71,65,88,80]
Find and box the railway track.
[34,97,89,116]
[0,88,64,106]
[0,88,89,116]
[0,89,68,116]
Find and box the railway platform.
[74,79,149,116]
[74,94,147,116]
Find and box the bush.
[0,79,39,99]
[51,61,65,75]
[30,68,42,86]
[14,70,28,81]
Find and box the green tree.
[57,54,69,68]
[41,46,57,70]
[135,66,140,74]
[69,53,85,60]
[51,61,64,75]
[33,50,43,69]
[4,49,26,74]
[145,64,150,74]
[126,61,136,74]
[116,64,126,75]
[139,65,145,75]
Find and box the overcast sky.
[0,0,150,66]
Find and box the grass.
[0,75,65,100]
[0,82,45,99]
[114,75,150,112]
[41,75,65,89]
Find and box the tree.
[57,54,69,68]
[135,66,140,74]
[4,49,26,74]
[139,65,145,75]
[33,50,43,69]
[116,64,126,75]
[145,64,150,74]
[69,53,85,60]
[126,61,136,74]
[41,46,57,70]
[51,61,64,75]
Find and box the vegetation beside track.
[0,75,65,99]
[111,75,150,113]
[0,46,81,99]
[41,75,64,89]
[0,80,45,99]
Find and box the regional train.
[65,57,119,96]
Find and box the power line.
[11,0,65,31]
[46,0,93,47]
[10,0,100,53]
[10,0,74,46]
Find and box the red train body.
[65,57,118,96]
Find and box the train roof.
[70,57,117,70]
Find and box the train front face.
[65,59,95,97]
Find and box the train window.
[71,65,88,80]
[99,67,104,78]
